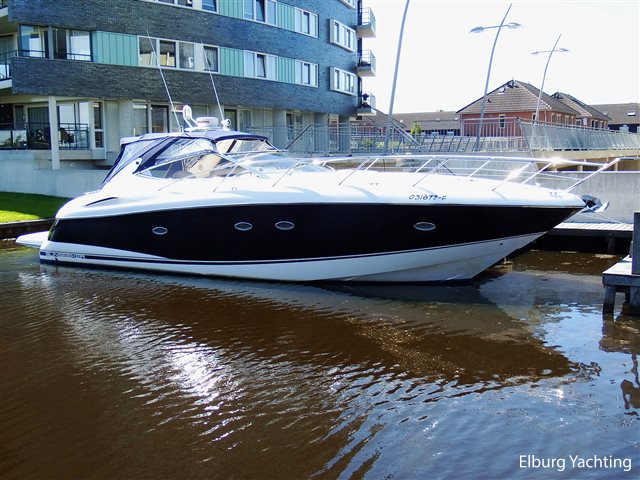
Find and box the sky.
[362,0,640,114]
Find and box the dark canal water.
[1,242,638,479]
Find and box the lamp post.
[531,34,568,124]
[383,0,411,154]
[470,3,521,151]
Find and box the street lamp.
[470,3,521,151]
[531,34,569,124]
[383,0,411,154]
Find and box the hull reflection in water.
[2,249,636,480]
[30,264,572,384]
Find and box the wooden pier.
[548,221,633,254]
[602,212,640,316]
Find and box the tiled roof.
[591,103,640,126]
[552,92,609,120]
[457,79,577,116]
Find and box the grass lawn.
[0,192,70,223]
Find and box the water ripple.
[1,248,636,479]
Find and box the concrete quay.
[0,219,54,240]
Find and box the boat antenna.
[202,44,225,124]
[146,30,181,129]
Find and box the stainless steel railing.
[247,119,639,156]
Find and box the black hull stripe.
[49,203,579,263]
[41,232,542,267]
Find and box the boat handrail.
[157,152,622,194]
[272,159,305,187]
[562,157,622,192]
[337,156,379,186]
[320,154,622,192]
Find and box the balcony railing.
[356,50,376,76]
[0,50,16,79]
[0,122,90,150]
[0,49,94,80]
[357,7,376,37]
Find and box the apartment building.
[0,0,376,167]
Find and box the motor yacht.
[17,112,615,282]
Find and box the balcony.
[356,50,376,77]
[0,49,16,81]
[357,93,376,116]
[0,122,90,150]
[357,8,376,38]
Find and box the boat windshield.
[108,135,329,181]
[137,137,228,179]
[229,150,328,173]
[216,138,275,154]
[101,138,159,186]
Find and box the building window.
[244,50,277,80]
[132,103,170,135]
[151,105,169,133]
[53,28,92,61]
[256,54,266,77]
[266,0,277,25]
[157,0,193,6]
[139,37,194,70]
[18,25,48,58]
[498,114,506,129]
[178,41,194,69]
[330,20,355,51]
[330,67,355,95]
[238,109,252,131]
[244,0,276,25]
[295,8,318,37]
[202,0,217,12]
[93,102,104,148]
[203,45,219,72]
[133,103,149,136]
[139,37,154,66]
[295,60,318,87]
[338,0,356,8]
[159,40,176,67]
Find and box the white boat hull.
[31,232,541,282]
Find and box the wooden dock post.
[602,212,640,315]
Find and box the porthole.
[152,226,168,236]
[234,222,253,232]
[414,222,436,232]
[275,221,295,231]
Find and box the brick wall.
[9,0,359,115]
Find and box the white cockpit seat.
[187,154,221,178]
